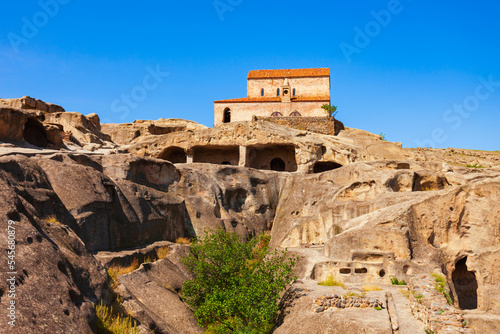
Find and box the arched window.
[270,112,282,117]
[277,88,280,96]
[289,111,301,117]
[293,88,296,96]
[261,88,264,96]
[223,108,231,123]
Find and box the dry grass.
[107,259,140,290]
[318,275,345,288]
[95,300,139,334]
[363,285,382,292]
[44,215,61,224]
[400,289,411,298]
[156,246,169,259]
[175,237,191,244]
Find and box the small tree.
[181,229,297,333]
[321,104,338,118]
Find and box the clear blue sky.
[1,0,499,150]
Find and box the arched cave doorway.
[270,112,282,117]
[23,118,49,147]
[270,158,286,171]
[159,146,187,163]
[223,108,231,123]
[452,257,478,309]
[313,161,343,173]
[289,111,301,117]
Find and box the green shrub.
[432,273,453,305]
[390,277,406,285]
[321,104,338,118]
[466,162,483,168]
[181,229,297,333]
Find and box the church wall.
[214,101,327,125]
[247,77,330,98]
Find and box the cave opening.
[23,118,49,147]
[452,257,478,309]
[270,158,286,171]
[313,161,342,173]
[192,145,240,166]
[246,144,297,172]
[158,146,187,163]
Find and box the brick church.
[214,68,331,125]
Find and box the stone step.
[388,286,426,334]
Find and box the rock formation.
[0,97,499,333]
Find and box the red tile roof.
[247,68,330,79]
[214,96,330,103]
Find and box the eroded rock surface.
[0,97,499,332]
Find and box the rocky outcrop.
[0,156,109,334]
[101,119,208,145]
[44,112,114,146]
[1,96,499,333]
[269,158,500,323]
[116,244,204,333]
[0,96,65,113]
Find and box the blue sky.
[1,0,499,150]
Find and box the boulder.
[0,107,27,142]
[0,155,108,333]
[116,245,203,333]
[44,112,113,146]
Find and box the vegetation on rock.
[390,277,406,285]
[432,273,453,305]
[318,275,345,288]
[176,237,192,244]
[95,301,139,334]
[181,229,297,333]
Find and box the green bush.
[321,104,338,118]
[432,273,453,305]
[390,277,406,285]
[181,229,297,333]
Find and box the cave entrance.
[23,118,49,147]
[192,145,239,166]
[452,257,478,309]
[247,144,297,172]
[158,146,187,163]
[313,161,342,173]
[270,158,286,171]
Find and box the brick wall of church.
[214,101,327,125]
[247,77,330,98]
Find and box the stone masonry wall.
[247,77,330,98]
[214,101,327,125]
[408,274,473,334]
[254,116,345,136]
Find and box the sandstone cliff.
[0,97,499,333]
